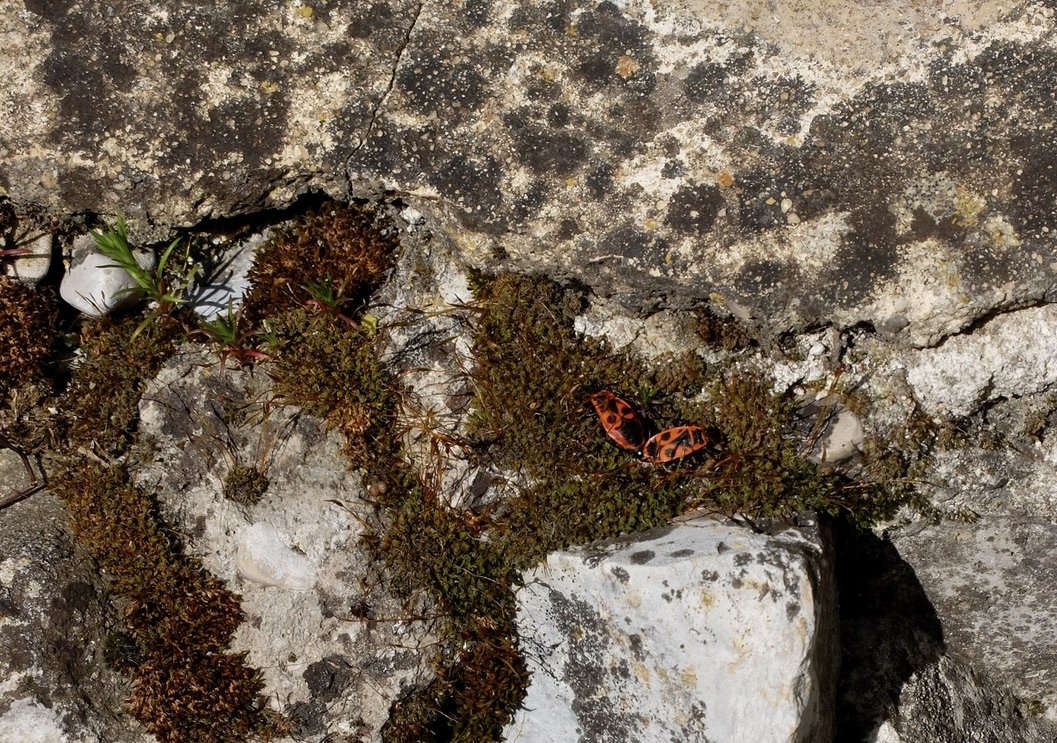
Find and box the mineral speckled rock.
[893,517,1057,718]
[904,304,1057,418]
[0,491,150,743]
[505,518,836,743]
[4,1,1057,340]
[135,349,435,741]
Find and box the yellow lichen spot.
[952,185,986,227]
[631,659,652,687]
[260,81,280,94]
[153,32,165,42]
[643,218,658,231]
[699,588,715,607]
[296,4,314,18]
[565,23,578,37]
[564,176,578,188]
[616,55,640,79]
[717,172,735,188]
[680,666,698,688]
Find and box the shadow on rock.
[833,518,944,742]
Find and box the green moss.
[268,308,397,468]
[62,314,183,456]
[56,463,278,743]
[223,464,269,505]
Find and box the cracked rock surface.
[5,1,1057,742]
[4,1,1057,341]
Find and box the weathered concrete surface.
[4,1,1057,342]
[0,491,151,743]
[893,517,1057,720]
[505,518,836,743]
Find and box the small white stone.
[780,197,793,213]
[59,249,153,317]
[235,522,316,591]
[2,232,52,285]
[821,408,865,462]
[808,341,827,357]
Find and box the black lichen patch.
[397,45,490,118]
[666,184,725,235]
[504,110,591,178]
[429,154,508,233]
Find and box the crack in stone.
[347,0,424,174]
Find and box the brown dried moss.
[0,276,57,394]
[240,201,396,325]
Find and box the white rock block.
[905,305,1057,417]
[235,522,317,591]
[504,519,835,743]
[59,244,153,317]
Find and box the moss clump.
[223,464,269,505]
[268,309,397,467]
[61,314,183,456]
[240,201,396,325]
[0,276,57,394]
[57,463,276,743]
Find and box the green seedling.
[92,216,191,338]
[304,276,361,329]
[193,301,270,368]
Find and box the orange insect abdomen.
[590,391,647,452]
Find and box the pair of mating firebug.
[590,390,716,464]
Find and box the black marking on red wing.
[592,391,648,451]
[611,416,646,450]
[643,426,710,463]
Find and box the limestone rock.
[892,517,1057,717]
[904,305,1057,418]
[136,348,434,740]
[0,492,150,743]
[4,2,1056,340]
[235,521,317,590]
[504,518,836,743]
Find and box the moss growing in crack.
[222,464,269,505]
[240,201,396,325]
[56,463,278,743]
[0,276,57,392]
[0,276,60,453]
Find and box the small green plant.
[193,301,270,368]
[92,216,193,338]
[304,275,361,328]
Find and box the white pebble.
[235,522,317,591]
[59,251,149,317]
